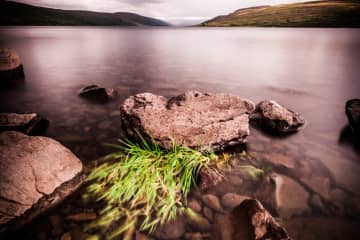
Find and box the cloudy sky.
[16,0,312,25]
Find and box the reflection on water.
[0,27,360,239]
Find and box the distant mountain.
[200,0,360,27]
[0,0,169,26]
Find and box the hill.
[0,0,169,26]
[200,0,360,27]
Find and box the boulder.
[121,91,255,151]
[0,131,84,233]
[345,99,360,137]
[78,84,117,102]
[0,113,48,135]
[250,100,305,133]
[0,49,24,81]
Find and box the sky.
[16,0,313,25]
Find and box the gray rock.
[346,99,360,137]
[120,91,255,151]
[78,84,117,102]
[250,100,305,133]
[0,131,83,233]
[0,113,48,135]
[0,49,24,81]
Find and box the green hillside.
[201,0,360,27]
[0,0,169,26]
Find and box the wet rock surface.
[121,91,255,151]
[78,84,117,103]
[0,48,24,81]
[346,99,360,137]
[0,113,49,135]
[0,131,83,233]
[250,100,305,133]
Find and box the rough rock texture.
[213,199,291,240]
[250,100,305,133]
[78,84,117,102]
[121,91,255,151]
[0,113,49,135]
[346,99,360,137]
[0,49,24,81]
[0,131,83,233]
[198,167,225,190]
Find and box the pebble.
[188,198,202,213]
[202,194,224,212]
[221,193,249,209]
[203,207,213,221]
[65,212,97,221]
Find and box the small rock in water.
[198,167,225,190]
[78,84,117,103]
[221,193,249,209]
[345,99,360,137]
[0,112,49,135]
[202,194,224,213]
[188,198,202,213]
[121,91,255,151]
[250,100,305,133]
[153,216,186,239]
[0,48,24,81]
[60,232,72,240]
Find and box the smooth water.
[0,27,360,239]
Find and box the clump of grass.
[85,136,215,239]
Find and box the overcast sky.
[16,0,313,25]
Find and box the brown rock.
[250,100,305,133]
[266,152,295,169]
[60,232,72,240]
[0,113,48,135]
[121,91,255,151]
[198,167,225,190]
[202,194,224,212]
[153,216,186,239]
[78,84,117,103]
[203,207,213,221]
[0,48,24,81]
[0,131,83,232]
[221,193,249,209]
[188,198,202,213]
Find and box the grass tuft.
[85,136,215,239]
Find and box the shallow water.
[0,27,360,239]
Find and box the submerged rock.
[121,91,255,151]
[198,166,225,190]
[213,199,291,240]
[0,113,49,135]
[0,131,83,233]
[345,99,360,137]
[0,49,24,81]
[78,84,117,102]
[250,100,305,133]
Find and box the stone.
[0,131,84,232]
[0,113,49,135]
[198,167,225,190]
[60,232,72,240]
[153,216,186,239]
[188,198,202,213]
[120,91,255,151]
[231,199,291,240]
[272,174,310,219]
[221,193,249,209]
[202,194,224,212]
[0,48,24,81]
[65,212,97,222]
[78,84,117,102]
[185,208,211,232]
[250,100,305,133]
[345,99,360,137]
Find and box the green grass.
[201,0,360,27]
[85,136,216,239]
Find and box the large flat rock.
[121,91,255,151]
[0,131,83,232]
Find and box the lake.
[1,27,360,239]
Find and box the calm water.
[1,27,360,239]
